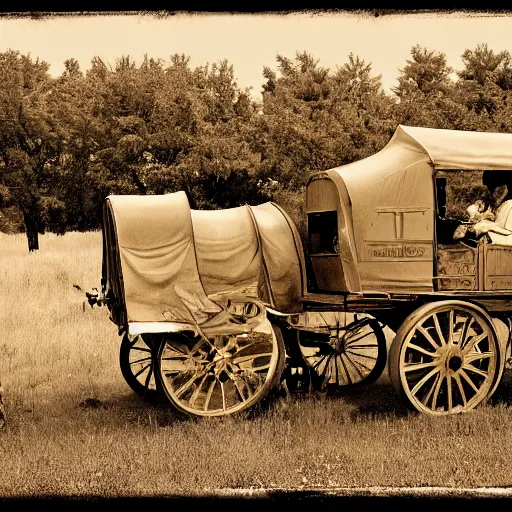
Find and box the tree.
[257,51,394,192]
[393,45,454,98]
[459,43,512,88]
[455,44,512,128]
[390,45,478,131]
[334,53,383,108]
[0,50,65,251]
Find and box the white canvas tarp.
[102,192,305,333]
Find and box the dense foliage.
[1,44,512,250]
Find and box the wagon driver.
[455,170,512,244]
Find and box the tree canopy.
[2,44,512,249]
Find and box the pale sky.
[1,11,512,99]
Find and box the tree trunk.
[129,166,147,195]
[23,211,40,252]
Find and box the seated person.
[454,171,512,245]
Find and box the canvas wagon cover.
[333,125,512,222]
[310,125,512,292]
[102,192,305,332]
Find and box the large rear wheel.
[389,301,503,416]
[155,318,285,417]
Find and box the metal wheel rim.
[398,305,499,416]
[158,319,280,417]
[127,334,157,392]
[299,313,383,387]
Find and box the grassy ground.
[1,232,512,497]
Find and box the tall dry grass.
[1,232,512,497]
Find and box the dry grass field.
[1,232,512,498]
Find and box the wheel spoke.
[464,351,493,365]
[189,374,209,407]
[314,355,330,375]
[129,356,152,365]
[338,355,352,385]
[417,325,441,351]
[164,343,190,356]
[329,358,338,385]
[161,354,194,361]
[344,344,379,351]
[231,341,257,357]
[203,379,216,412]
[220,381,227,412]
[458,316,472,347]
[232,352,273,365]
[239,361,271,373]
[462,363,489,379]
[226,363,257,400]
[343,353,365,380]
[421,371,440,406]
[407,342,438,358]
[411,366,441,396]
[133,363,151,379]
[448,309,454,345]
[161,348,190,360]
[446,372,453,412]
[175,373,201,398]
[335,356,346,385]
[433,313,447,346]
[344,353,373,373]
[462,333,487,356]
[459,368,479,393]
[453,373,468,406]
[343,331,373,347]
[144,363,153,390]
[322,356,334,387]
[225,369,249,402]
[404,361,439,373]
[459,317,475,349]
[344,349,378,361]
[431,370,444,410]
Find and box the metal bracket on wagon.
[265,306,332,334]
[85,288,109,308]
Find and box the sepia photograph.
[2,7,512,508]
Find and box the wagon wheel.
[119,333,163,402]
[297,313,387,390]
[155,320,285,417]
[389,301,504,416]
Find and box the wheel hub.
[434,344,465,374]
[448,355,463,372]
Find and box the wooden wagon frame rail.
[302,291,512,313]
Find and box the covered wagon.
[97,192,308,416]
[89,124,512,418]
